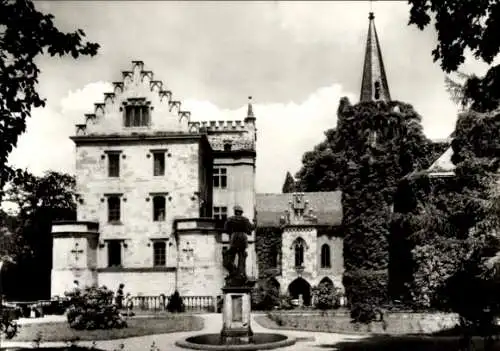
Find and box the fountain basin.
[175,332,296,350]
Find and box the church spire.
[360,12,391,102]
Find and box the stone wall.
[177,232,225,296]
[278,226,317,294]
[315,235,344,290]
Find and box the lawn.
[11,315,204,342]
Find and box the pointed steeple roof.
[360,12,391,102]
[245,96,255,122]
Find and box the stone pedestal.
[220,286,253,344]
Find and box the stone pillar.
[220,286,253,344]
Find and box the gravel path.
[1,313,367,350]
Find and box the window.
[213,206,228,221]
[108,153,120,177]
[270,245,278,268]
[124,105,150,127]
[374,81,381,100]
[320,244,331,268]
[368,130,378,148]
[213,167,227,188]
[293,238,305,268]
[153,152,165,176]
[153,241,166,266]
[107,240,122,267]
[153,196,166,221]
[107,196,121,222]
[214,206,228,229]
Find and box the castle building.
[51,60,257,297]
[50,12,392,303]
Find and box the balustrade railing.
[131,295,216,312]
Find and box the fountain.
[176,207,295,350]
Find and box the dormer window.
[124,99,150,127]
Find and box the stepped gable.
[74,60,194,137]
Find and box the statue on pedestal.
[222,205,255,287]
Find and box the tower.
[360,12,391,102]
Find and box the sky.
[6,0,496,194]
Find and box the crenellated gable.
[74,61,193,137]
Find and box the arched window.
[293,238,306,268]
[320,244,331,268]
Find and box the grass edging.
[254,315,378,336]
[12,315,204,342]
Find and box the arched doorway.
[319,277,333,288]
[288,277,312,306]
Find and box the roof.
[256,192,343,227]
[360,12,391,102]
[427,146,456,177]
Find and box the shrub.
[0,306,19,339]
[66,286,127,330]
[343,270,388,323]
[166,290,185,313]
[277,295,294,310]
[251,279,280,311]
[313,282,341,311]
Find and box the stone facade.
[51,61,257,298]
[269,193,344,305]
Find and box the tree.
[0,0,99,197]
[281,171,296,193]
[2,169,77,300]
[294,129,341,192]
[392,109,500,351]
[408,0,500,112]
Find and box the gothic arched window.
[320,244,331,268]
[293,237,306,268]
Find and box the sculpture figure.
[222,205,255,286]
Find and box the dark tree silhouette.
[0,0,99,197]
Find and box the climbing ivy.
[255,227,282,280]
[391,109,500,321]
[335,98,433,323]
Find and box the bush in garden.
[343,270,388,323]
[166,290,185,313]
[277,294,294,310]
[66,286,127,330]
[313,281,341,312]
[0,306,19,339]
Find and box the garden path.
[1,313,367,350]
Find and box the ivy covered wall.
[255,226,283,280]
[335,98,433,322]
